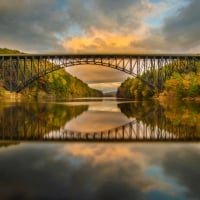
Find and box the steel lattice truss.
[0,54,200,92]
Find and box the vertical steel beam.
[1,57,5,83]
[9,56,13,91]
[16,56,20,89]
[136,57,140,76]
[24,56,27,84]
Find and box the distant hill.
[0,48,103,99]
[103,91,116,97]
[0,48,23,54]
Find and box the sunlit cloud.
[63,28,142,53]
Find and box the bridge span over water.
[0,53,200,92]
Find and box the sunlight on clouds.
[62,143,182,195]
[63,28,142,53]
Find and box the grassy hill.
[0,48,103,100]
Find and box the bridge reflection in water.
[44,119,198,142]
[0,102,199,142]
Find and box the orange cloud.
[62,28,143,53]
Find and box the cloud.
[66,0,151,32]
[0,0,67,52]
[133,0,200,52]
[0,0,159,53]
[62,0,154,53]
[163,0,200,50]
[0,0,199,54]
[63,28,142,53]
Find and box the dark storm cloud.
[162,147,200,200]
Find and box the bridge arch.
[18,60,151,92]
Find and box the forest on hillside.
[0,48,103,99]
[117,61,200,100]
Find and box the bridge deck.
[0,53,200,59]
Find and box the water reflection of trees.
[0,101,200,141]
[0,103,88,140]
[118,101,200,139]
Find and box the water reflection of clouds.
[63,144,188,197]
[0,143,199,199]
[64,99,134,132]
[63,101,122,112]
[88,103,120,112]
[162,147,200,200]
[65,111,133,132]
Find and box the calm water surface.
[0,98,199,199]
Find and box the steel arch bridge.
[0,53,200,92]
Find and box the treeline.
[117,61,200,99]
[0,48,103,99]
[164,72,200,98]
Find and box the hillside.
[103,91,116,97]
[0,48,23,54]
[117,62,200,100]
[117,78,154,100]
[0,48,103,99]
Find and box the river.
[0,98,199,199]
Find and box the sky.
[0,0,200,92]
